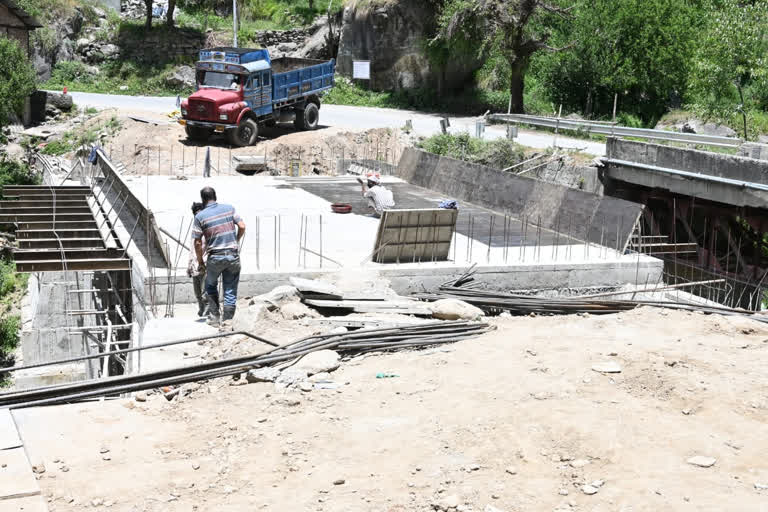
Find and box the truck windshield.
[197,71,242,90]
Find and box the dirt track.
[20,307,768,511]
[103,116,407,177]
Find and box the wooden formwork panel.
[372,208,458,263]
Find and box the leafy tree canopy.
[0,38,36,127]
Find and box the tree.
[689,0,768,139]
[166,0,177,27]
[536,0,705,122]
[435,0,574,113]
[0,38,36,128]
[144,0,153,29]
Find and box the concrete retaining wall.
[608,138,768,185]
[147,257,663,305]
[396,148,643,251]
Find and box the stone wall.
[116,26,204,64]
[0,2,31,55]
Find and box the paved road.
[63,90,606,156]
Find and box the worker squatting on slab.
[357,172,395,217]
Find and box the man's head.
[191,201,203,215]
[200,186,217,204]
[366,174,381,188]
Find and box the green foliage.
[43,60,195,97]
[175,0,343,34]
[417,133,525,169]
[688,0,768,139]
[39,116,122,156]
[534,0,704,123]
[324,77,514,115]
[0,39,36,128]
[0,159,39,197]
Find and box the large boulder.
[164,65,196,89]
[45,92,74,112]
[429,299,484,321]
[656,118,739,138]
[336,0,482,92]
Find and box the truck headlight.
[181,108,187,116]
[219,114,228,121]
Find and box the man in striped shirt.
[357,173,395,217]
[192,186,246,328]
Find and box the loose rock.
[591,362,622,373]
[246,367,281,383]
[581,484,599,495]
[687,456,716,468]
[430,299,485,321]
[294,350,341,375]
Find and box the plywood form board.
[372,209,458,263]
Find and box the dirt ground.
[18,307,768,512]
[102,116,407,177]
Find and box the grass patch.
[42,60,194,97]
[417,132,525,169]
[39,115,122,156]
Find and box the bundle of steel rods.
[0,321,492,410]
[418,266,768,322]
[414,286,768,321]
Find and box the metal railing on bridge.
[489,113,743,149]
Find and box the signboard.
[290,159,302,177]
[352,60,371,80]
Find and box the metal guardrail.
[489,113,743,148]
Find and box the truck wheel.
[185,125,213,141]
[294,103,319,131]
[227,118,258,147]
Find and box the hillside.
[14,0,768,139]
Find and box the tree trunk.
[166,0,176,27]
[144,0,153,29]
[508,60,527,114]
[737,84,748,139]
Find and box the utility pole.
[233,0,238,47]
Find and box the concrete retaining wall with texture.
[396,148,643,251]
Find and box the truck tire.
[185,125,213,141]
[294,103,319,131]
[227,118,258,147]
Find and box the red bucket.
[331,203,352,214]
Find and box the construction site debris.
[429,298,485,321]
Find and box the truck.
[179,47,336,147]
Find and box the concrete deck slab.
[137,304,218,373]
[0,448,40,500]
[0,495,47,511]
[0,409,21,450]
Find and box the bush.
[0,159,38,197]
[0,38,36,127]
[417,133,525,169]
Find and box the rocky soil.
[22,306,768,511]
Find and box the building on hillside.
[0,0,42,57]
[0,0,41,126]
